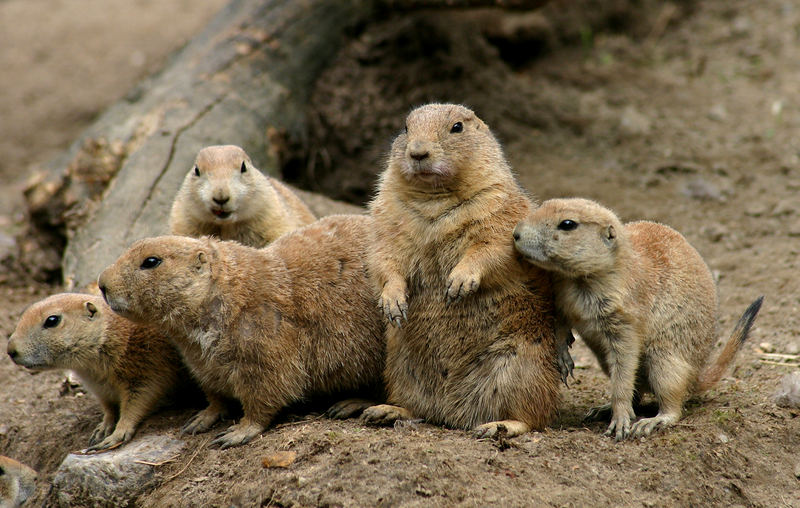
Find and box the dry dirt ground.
[1,0,800,507]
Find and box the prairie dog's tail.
[696,296,764,392]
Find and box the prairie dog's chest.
[556,281,623,346]
[75,371,120,406]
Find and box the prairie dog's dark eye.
[404,124,408,134]
[194,166,200,177]
[140,257,162,269]
[240,161,247,173]
[450,122,463,133]
[557,220,578,231]
[43,315,61,328]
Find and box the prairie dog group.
[364,103,561,437]
[0,456,36,508]
[98,215,385,448]
[7,294,186,451]
[169,145,316,247]
[514,198,763,439]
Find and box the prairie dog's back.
[169,145,315,246]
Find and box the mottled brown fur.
[514,198,762,439]
[98,215,385,448]
[169,145,316,247]
[364,103,560,437]
[7,293,186,451]
[0,456,36,508]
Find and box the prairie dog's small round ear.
[85,301,98,318]
[603,224,617,247]
[241,161,247,173]
[195,251,209,271]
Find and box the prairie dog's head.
[97,235,215,327]
[7,294,107,371]
[0,455,37,508]
[181,145,259,223]
[513,198,623,278]
[388,103,508,188]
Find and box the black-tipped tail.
[697,296,764,392]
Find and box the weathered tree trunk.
[52,0,373,289]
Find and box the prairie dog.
[7,294,186,452]
[169,145,316,247]
[97,215,385,448]
[513,197,763,439]
[364,103,561,438]
[0,456,36,508]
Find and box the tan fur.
[97,215,385,448]
[0,456,36,508]
[514,197,762,439]
[7,293,186,452]
[169,145,316,246]
[363,103,560,437]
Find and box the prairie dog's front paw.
[89,420,115,446]
[446,265,481,303]
[605,404,635,441]
[380,282,408,327]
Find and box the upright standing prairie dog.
[364,103,562,438]
[169,145,316,246]
[513,198,763,439]
[97,215,385,448]
[0,456,36,508]
[7,294,187,451]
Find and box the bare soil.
[1,1,799,507]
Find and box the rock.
[708,103,727,122]
[774,371,800,409]
[50,434,186,507]
[771,199,798,217]
[619,106,651,137]
[744,203,769,217]
[759,342,775,353]
[682,178,723,201]
[795,461,800,479]
[717,433,729,444]
[786,342,799,355]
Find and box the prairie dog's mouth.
[211,208,232,219]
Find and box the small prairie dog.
[169,145,316,247]
[513,198,763,439]
[7,293,186,451]
[364,103,562,438]
[0,456,36,508]
[97,215,385,448]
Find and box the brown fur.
[363,103,560,437]
[514,197,763,439]
[0,456,36,508]
[7,293,186,451]
[97,215,385,448]
[169,145,316,246]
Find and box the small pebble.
[717,433,729,444]
[759,342,775,353]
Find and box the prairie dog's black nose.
[513,231,521,241]
[7,345,18,360]
[98,284,107,300]
[213,196,229,205]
